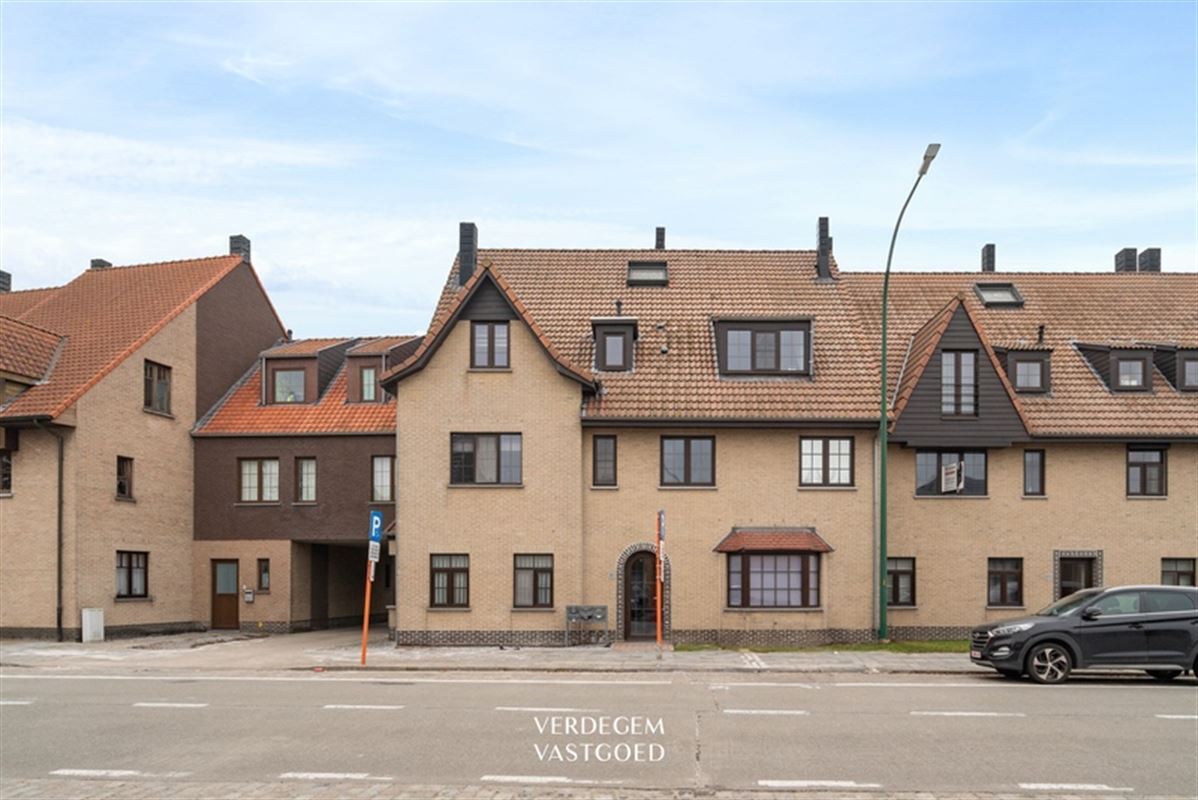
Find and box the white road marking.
[50,769,192,778]
[1018,783,1133,792]
[132,702,208,708]
[495,706,600,712]
[322,704,404,710]
[834,682,991,688]
[279,772,393,781]
[740,651,768,669]
[482,775,572,784]
[710,681,816,690]
[0,700,33,705]
[758,779,882,788]
[4,673,670,687]
[723,708,809,716]
[911,710,1026,717]
[1156,714,1198,719]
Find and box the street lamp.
[878,143,940,641]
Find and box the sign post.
[361,510,383,666]
[655,509,665,647]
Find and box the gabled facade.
[382,223,1197,646]
[0,237,285,639]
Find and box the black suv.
[971,585,1198,684]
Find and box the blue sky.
[2,2,1194,336]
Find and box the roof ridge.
[75,254,240,274]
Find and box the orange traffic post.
[655,511,663,647]
[359,560,374,666]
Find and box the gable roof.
[713,527,834,553]
[381,264,596,390]
[0,316,65,381]
[0,255,253,421]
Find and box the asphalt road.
[1,670,1196,797]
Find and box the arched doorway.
[615,543,671,641]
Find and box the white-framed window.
[800,437,853,486]
[296,457,317,502]
[239,458,279,502]
[372,455,394,502]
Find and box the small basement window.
[627,261,668,286]
[973,283,1024,308]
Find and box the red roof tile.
[1,256,257,421]
[262,337,354,357]
[713,527,834,553]
[0,316,64,381]
[347,336,420,356]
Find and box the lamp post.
[878,143,940,641]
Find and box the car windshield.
[1037,588,1103,616]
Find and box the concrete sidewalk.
[0,629,986,674]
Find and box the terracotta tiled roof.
[0,287,60,319]
[713,527,834,553]
[0,316,64,381]
[262,337,353,357]
[347,336,420,356]
[0,256,260,421]
[851,272,1198,437]
[194,361,397,436]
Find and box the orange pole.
[360,560,374,666]
[655,512,663,646]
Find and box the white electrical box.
[81,608,105,642]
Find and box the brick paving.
[0,780,1175,800]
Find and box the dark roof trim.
[580,416,879,428]
[192,430,395,439]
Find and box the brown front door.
[624,552,657,640]
[1059,557,1096,599]
[211,560,239,629]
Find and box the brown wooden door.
[1059,557,1096,599]
[624,552,657,640]
[211,560,239,629]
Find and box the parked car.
[970,585,1198,684]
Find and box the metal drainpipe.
[33,420,66,642]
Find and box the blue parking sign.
[369,510,384,543]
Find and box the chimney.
[981,243,996,273]
[816,217,834,280]
[0,270,10,293]
[459,221,478,286]
[1137,247,1161,272]
[229,234,251,261]
[90,258,112,270]
[1114,248,1138,273]
[655,227,666,250]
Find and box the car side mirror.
[1081,607,1102,620]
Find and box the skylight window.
[974,282,1024,308]
[627,261,668,286]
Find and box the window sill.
[723,606,824,613]
[0,493,11,500]
[986,605,1025,611]
[447,484,523,490]
[468,368,512,374]
[659,485,717,491]
[511,607,555,613]
[292,502,318,507]
[256,590,271,595]
[115,496,136,503]
[1126,495,1168,500]
[1021,495,1048,500]
[939,415,979,421]
[426,607,471,612]
[369,500,396,505]
[797,485,857,492]
[115,596,153,603]
[142,408,175,420]
[590,485,619,491]
[887,605,918,610]
[913,494,989,500]
[234,502,281,507]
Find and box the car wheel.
[1146,670,1182,681]
[997,669,1022,679]
[1027,643,1072,684]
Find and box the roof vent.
[655,227,665,250]
[1137,247,1161,272]
[981,243,996,273]
[229,234,251,261]
[627,260,668,286]
[0,270,10,293]
[1114,248,1138,273]
[459,221,478,286]
[90,258,112,270]
[816,217,834,280]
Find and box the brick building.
[380,223,1197,646]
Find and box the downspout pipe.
[33,420,66,642]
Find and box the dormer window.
[627,261,668,286]
[940,350,977,415]
[273,369,306,403]
[716,321,810,376]
[1179,354,1198,391]
[1008,352,1050,393]
[602,331,629,371]
[471,322,509,369]
[360,366,378,402]
[1116,358,1146,390]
